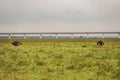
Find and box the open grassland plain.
[0,39,120,80]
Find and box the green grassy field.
[0,39,120,80]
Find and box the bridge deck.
[0,32,120,39]
[0,32,120,35]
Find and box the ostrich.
[11,41,22,46]
[97,40,104,47]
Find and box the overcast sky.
[0,0,120,32]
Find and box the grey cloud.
[0,0,120,32]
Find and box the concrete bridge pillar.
[24,34,26,39]
[8,34,11,39]
[71,34,73,39]
[102,34,105,39]
[119,34,120,38]
[55,34,58,39]
[87,33,89,39]
[40,34,42,39]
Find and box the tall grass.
[0,39,120,80]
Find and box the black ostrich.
[11,41,22,46]
[97,40,104,47]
